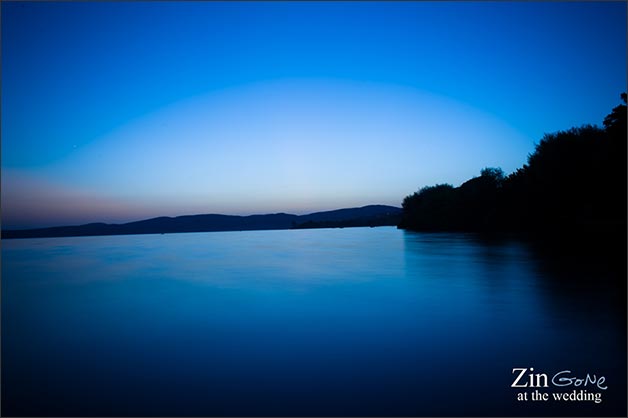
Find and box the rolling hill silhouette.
[2,205,401,239]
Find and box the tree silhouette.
[603,92,627,131]
[480,167,505,183]
[400,184,457,230]
[400,93,627,242]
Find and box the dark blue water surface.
[2,227,626,416]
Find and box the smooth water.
[2,227,625,416]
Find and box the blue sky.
[2,1,626,228]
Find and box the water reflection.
[2,228,625,416]
[402,231,626,416]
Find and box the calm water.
[2,227,626,416]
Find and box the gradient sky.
[2,1,626,228]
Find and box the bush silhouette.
[400,184,457,231]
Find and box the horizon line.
[2,203,402,232]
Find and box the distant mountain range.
[2,205,402,239]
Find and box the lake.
[2,227,625,416]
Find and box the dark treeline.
[399,94,627,246]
